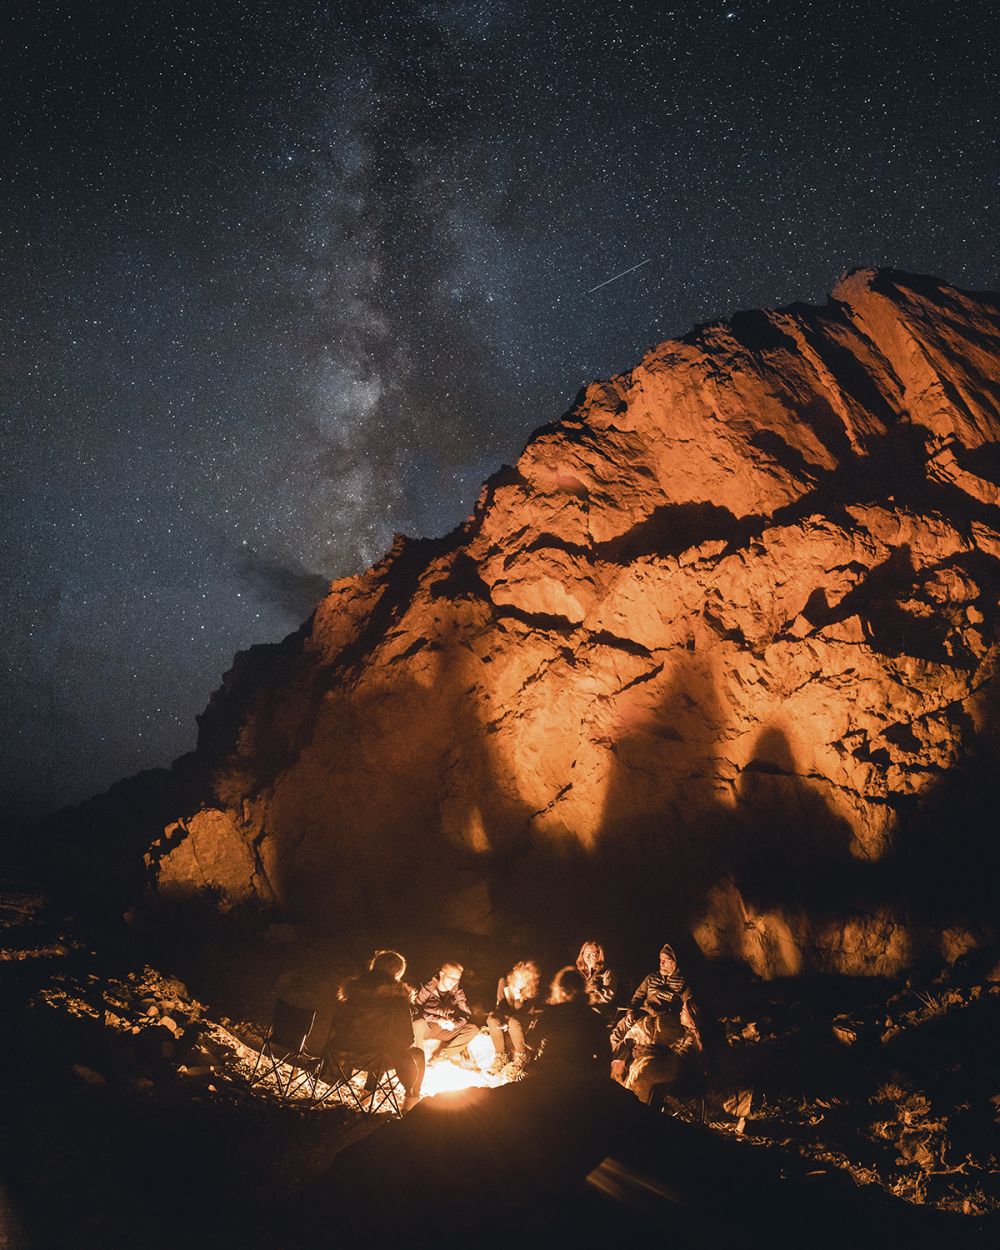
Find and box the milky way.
[3,0,998,826]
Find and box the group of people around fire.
[327,938,703,1113]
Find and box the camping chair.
[323,1048,403,1117]
[319,1013,404,1117]
[248,998,323,1101]
[307,1015,356,1109]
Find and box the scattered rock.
[72,1065,106,1086]
[831,1022,857,1045]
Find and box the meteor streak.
[586,257,652,295]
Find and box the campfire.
[301,1031,510,1112]
[418,1031,506,1098]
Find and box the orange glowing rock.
[89,271,1000,975]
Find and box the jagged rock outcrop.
[80,271,1000,973]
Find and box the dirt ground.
[1,884,998,1250]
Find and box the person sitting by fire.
[610,942,702,1100]
[330,948,424,1113]
[575,939,618,1016]
[625,942,699,1025]
[411,960,480,1065]
[487,959,541,1076]
[530,966,609,1073]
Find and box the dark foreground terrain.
[1,884,997,1250]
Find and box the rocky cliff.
[56,270,1000,976]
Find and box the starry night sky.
[3,0,998,831]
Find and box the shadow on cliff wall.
[438,656,737,958]
[890,698,1000,948]
[32,598,998,979]
[439,655,859,970]
[260,646,544,937]
[583,660,1000,970]
[577,662,870,964]
[272,628,998,974]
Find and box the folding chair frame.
[248,1000,323,1102]
[646,1057,708,1124]
[652,1088,707,1123]
[324,1050,403,1117]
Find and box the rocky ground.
[704,955,1000,1215]
[1,884,997,1249]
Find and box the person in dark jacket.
[411,961,480,1063]
[623,943,699,1030]
[331,949,424,1110]
[611,943,701,1088]
[530,966,608,1072]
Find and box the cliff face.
[142,270,1000,974]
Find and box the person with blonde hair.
[487,959,540,1076]
[574,939,617,1014]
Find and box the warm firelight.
[419,1031,506,1099]
[419,1062,495,1097]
